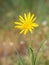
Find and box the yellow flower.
[14,12,39,35]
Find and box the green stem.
[29,46,35,65]
[35,40,45,65]
[29,33,35,65]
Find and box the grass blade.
[29,46,35,65]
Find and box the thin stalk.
[29,33,35,65]
[35,40,45,65]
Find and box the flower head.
[14,12,39,35]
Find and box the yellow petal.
[32,27,34,30]
[24,13,27,20]
[24,29,28,35]
[28,12,31,19]
[19,15,24,23]
[20,30,24,34]
[32,23,39,27]
[15,26,22,28]
[29,29,32,33]
[32,17,36,22]
[14,22,22,25]
[31,14,34,20]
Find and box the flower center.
[23,21,32,29]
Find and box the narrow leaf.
[29,46,35,65]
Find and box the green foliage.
[29,46,35,65]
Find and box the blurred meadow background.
[0,0,49,65]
